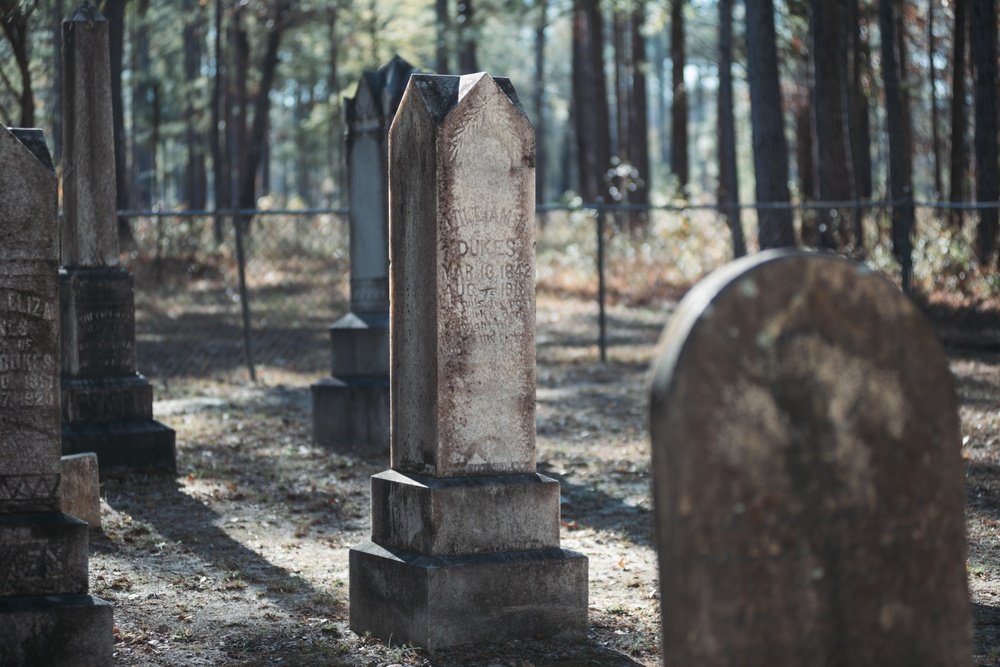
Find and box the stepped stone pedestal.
[349,73,588,651]
[0,123,113,666]
[59,1,174,472]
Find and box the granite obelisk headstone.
[60,1,175,472]
[311,55,415,454]
[349,73,588,650]
[648,251,973,665]
[0,125,113,666]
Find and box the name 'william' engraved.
[454,206,516,227]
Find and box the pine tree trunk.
[572,0,612,203]
[973,0,999,263]
[809,0,853,249]
[669,0,688,193]
[534,0,548,210]
[878,0,914,263]
[929,0,942,197]
[629,5,650,227]
[717,0,745,257]
[745,0,795,248]
[948,0,969,229]
[457,0,477,73]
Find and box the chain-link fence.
[125,202,1000,384]
[126,210,350,383]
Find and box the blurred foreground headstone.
[648,250,973,665]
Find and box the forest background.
[0,0,996,282]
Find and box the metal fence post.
[234,214,257,382]
[596,206,608,363]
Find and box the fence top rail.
[114,199,1000,218]
[116,207,350,218]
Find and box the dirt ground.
[91,292,1000,666]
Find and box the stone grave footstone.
[311,55,416,454]
[61,453,101,529]
[60,1,175,472]
[0,125,113,666]
[648,250,973,666]
[348,73,588,650]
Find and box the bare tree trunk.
[457,0,477,73]
[327,4,343,206]
[878,0,913,263]
[52,0,64,164]
[628,4,650,225]
[130,0,155,210]
[973,0,999,263]
[0,1,36,127]
[949,0,969,229]
[436,0,450,73]
[846,0,872,248]
[809,0,853,249]
[211,0,229,241]
[928,0,942,197]
[237,1,293,217]
[717,0,745,257]
[534,0,548,209]
[572,0,612,203]
[745,0,795,248]
[669,0,688,194]
[183,0,207,209]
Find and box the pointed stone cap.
[405,72,529,126]
[67,0,106,22]
[10,128,55,172]
[346,54,417,126]
[0,125,58,261]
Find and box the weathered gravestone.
[648,250,973,666]
[349,73,588,650]
[311,55,416,454]
[0,125,113,666]
[60,1,176,472]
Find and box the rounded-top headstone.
[648,250,972,666]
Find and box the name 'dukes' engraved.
[457,238,517,258]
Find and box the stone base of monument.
[350,471,588,650]
[0,511,113,665]
[349,541,588,651]
[0,594,113,666]
[311,312,390,454]
[60,268,177,473]
[62,420,176,473]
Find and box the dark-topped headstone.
[311,55,415,454]
[648,250,973,665]
[348,73,588,650]
[0,124,113,666]
[60,1,175,472]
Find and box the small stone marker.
[311,55,415,454]
[349,73,588,650]
[648,250,973,666]
[0,125,113,666]
[61,453,101,529]
[60,1,176,472]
